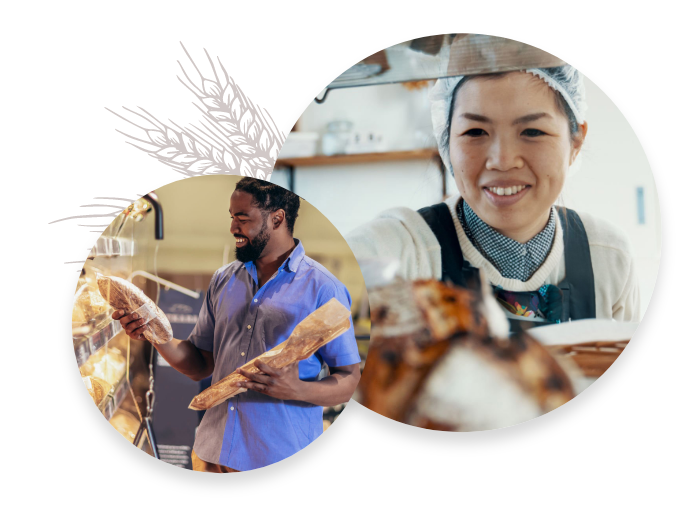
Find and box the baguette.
[96,274,173,344]
[189,298,352,410]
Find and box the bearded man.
[113,177,361,472]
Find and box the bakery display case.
[72,195,161,454]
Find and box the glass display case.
[72,196,159,452]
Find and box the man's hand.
[236,360,302,401]
[112,310,148,341]
[112,310,214,381]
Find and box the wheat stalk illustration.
[48,196,138,267]
[107,43,285,180]
[52,44,287,268]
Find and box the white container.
[278,132,320,158]
[321,120,354,156]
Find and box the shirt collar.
[457,200,556,282]
[242,239,305,281]
[283,239,305,273]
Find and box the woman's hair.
[235,177,300,234]
[443,68,581,153]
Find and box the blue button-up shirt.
[188,240,360,471]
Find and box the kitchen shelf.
[73,318,123,368]
[274,148,440,168]
[274,148,447,197]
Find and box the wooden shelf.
[275,148,440,168]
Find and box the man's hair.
[235,177,300,234]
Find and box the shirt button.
[230,406,234,411]
[521,247,528,256]
[253,298,258,303]
[241,352,245,356]
[247,325,252,329]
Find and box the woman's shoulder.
[344,205,442,280]
[346,206,438,247]
[572,210,634,256]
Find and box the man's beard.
[235,221,271,263]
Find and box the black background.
[56,33,650,472]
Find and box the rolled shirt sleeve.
[315,282,361,368]
[188,272,219,352]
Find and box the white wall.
[274,78,660,320]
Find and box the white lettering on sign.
[157,445,192,451]
[168,303,194,314]
[166,313,199,324]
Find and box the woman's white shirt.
[345,195,640,322]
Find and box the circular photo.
[272,34,660,431]
[72,175,368,471]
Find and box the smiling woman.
[448,71,586,244]
[346,60,639,327]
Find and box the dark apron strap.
[555,207,596,320]
[418,203,597,322]
[417,203,467,287]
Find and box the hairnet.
[429,66,587,176]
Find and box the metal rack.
[72,192,165,459]
[99,377,131,420]
[73,318,123,367]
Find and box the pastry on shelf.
[72,284,110,324]
[83,376,112,406]
[110,410,141,443]
[86,347,127,385]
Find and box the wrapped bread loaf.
[189,298,352,410]
[96,274,173,344]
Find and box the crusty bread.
[189,298,352,410]
[72,284,110,323]
[96,274,173,345]
[110,410,141,443]
[358,279,575,431]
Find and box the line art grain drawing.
[108,43,285,179]
[51,43,286,269]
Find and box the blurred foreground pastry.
[356,279,575,431]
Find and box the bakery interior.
[72,175,368,468]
